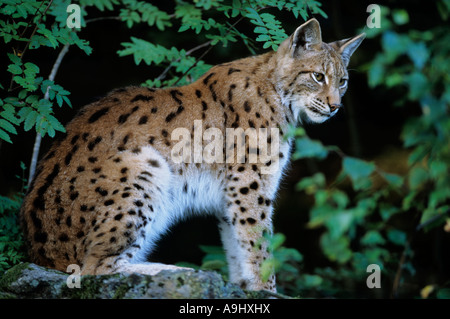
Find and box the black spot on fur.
[33,164,60,210]
[66,216,72,227]
[64,145,78,166]
[70,135,80,145]
[209,81,218,102]
[95,187,108,197]
[244,101,251,112]
[258,196,264,205]
[165,105,184,122]
[131,95,153,102]
[228,68,241,75]
[34,231,48,243]
[88,107,110,123]
[170,90,183,105]
[202,72,215,85]
[228,84,236,101]
[148,160,159,167]
[88,136,102,151]
[118,113,130,124]
[249,181,259,190]
[134,200,143,207]
[70,192,79,201]
[239,187,249,195]
[139,116,148,125]
[58,233,69,242]
[104,199,114,206]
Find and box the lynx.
[20,19,364,292]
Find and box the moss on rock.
[0,263,281,299]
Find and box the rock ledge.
[0,263,276,299]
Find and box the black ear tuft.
[290,19,322,57]
[330,33,365,66]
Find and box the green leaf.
[405,72,429,101]
[387,229,407,246]
[267,233,286,251]
[201,259,226,270]
[392,9,409,25]
[301,274,323,288]
[260,257,278,282]
[7,64,22,75]
[380,171,404,188]
[296,173,326,194]
[199,245,224,256]
[361,230,386,246]
[437,288,450,299]
[0,128,12,143]
[342,157,376,190]
[24,110,38,131]
[0,119,17,135]
[293,137,328,160]
[408,166,429,190]
[320,232,352,264]
[327,211,353,239]
[407,42,429,69]
[0,104,20,125]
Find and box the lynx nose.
[329,104,341,112]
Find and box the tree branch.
[9,0,54,92]
[155,40,213,82]
[172,16,246,86]
[27,43,70,186]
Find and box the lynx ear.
[330,33,366,66]
[289,18,322,57]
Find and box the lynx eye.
[339,78,348,88]
[312,72,325,83]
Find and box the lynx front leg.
[220,168,277,292]
[218,216,275,292]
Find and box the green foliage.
[286,3,450,298]
[2,0,447,299]
[0,0,91,143]
[116,0,326,87]
[0,163,27,274]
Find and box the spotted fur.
[20,19,364,292]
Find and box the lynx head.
[275,18,365,124]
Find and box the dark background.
[1,0,448,297]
